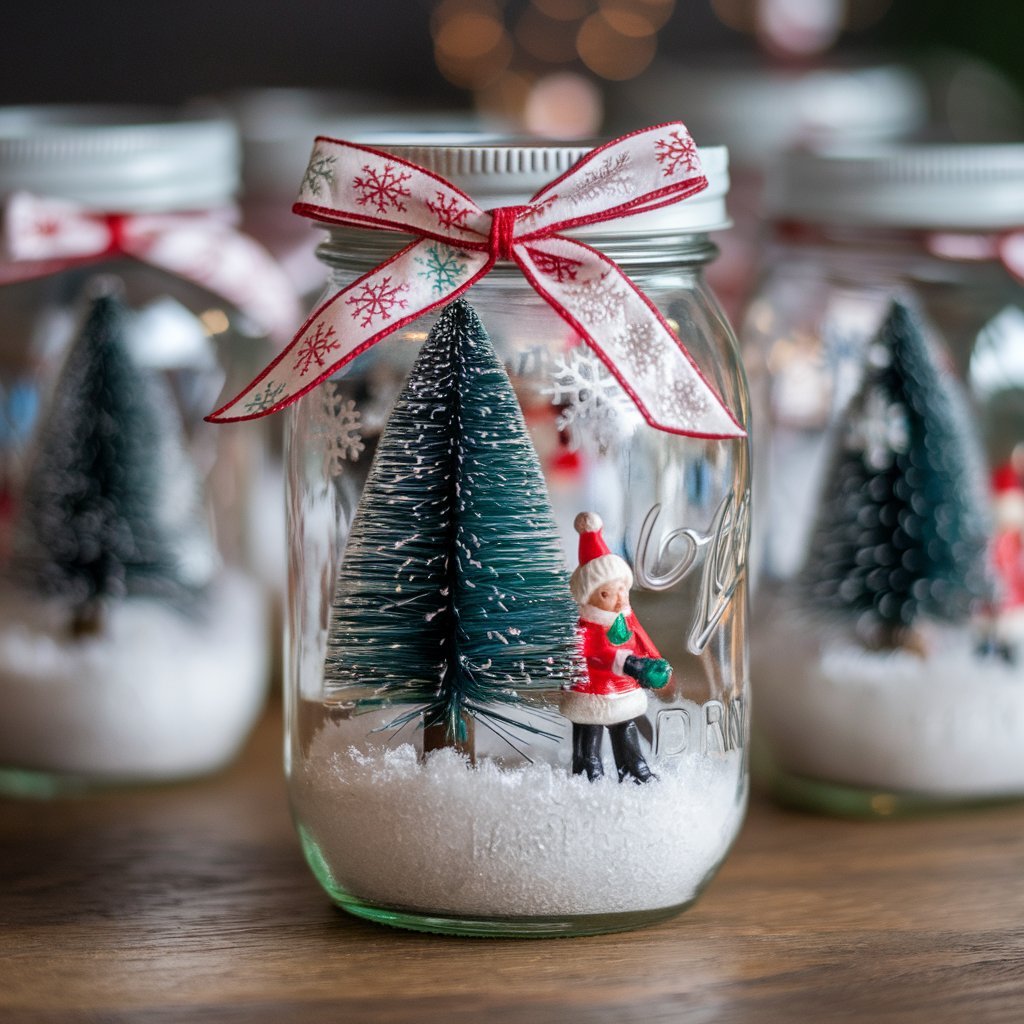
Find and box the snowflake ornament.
[542,347,639,456]
[345,276,410,328]
[313,384,365,476]
[293,323,341,376]
[654,130,699,177]
[415,243,470,296]
[243,379,286,414]
[845,386,910,471]
[352,162,412,214]
[301,151,337,197]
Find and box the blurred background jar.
[205,91,491,607]
[744,142,1024,814]
[284,137,751,935]
[0,106,297,794]
[616,59,928,319]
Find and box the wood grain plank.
[3,703,1024,1023]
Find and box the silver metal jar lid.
[0,106,240,212]
[357,135,731,235]
[766,143,1024,230]
[623,62,926,165]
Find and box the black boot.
[609,718,656,784]
[571,723,605,781]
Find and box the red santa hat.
[993,463,1024,529]
[569,511,633,604]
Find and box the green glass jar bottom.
[765,764,1023,818]
[330,890,694,938]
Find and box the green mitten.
[623,655,672,689]
[639,658,672,689]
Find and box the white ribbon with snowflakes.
[0,192,302,342]
[207,123,746,440]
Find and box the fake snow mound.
[754,595,1024,796]
[294,727,746,918]
[0,570,269,780]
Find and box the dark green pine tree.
[324,299,583,749]
[13,294,216,635]
[801,300,991,650]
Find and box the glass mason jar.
[285,140,751,936]
[745,143,1024,814]
[0,107,279,793]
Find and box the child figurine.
[561,512,672,784]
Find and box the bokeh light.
[599,0,676,34]
[577,12,657,80]
[434,6,512,88]
[515,5,580,63]
[532,0,591,21]
[524,71,604,137]
[757,0,843,57]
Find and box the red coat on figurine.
[987,463,1024,652]
[560,512,672,784]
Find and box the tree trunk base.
[422,715,475,764]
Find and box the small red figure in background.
[984,460,1024,661]
[560,512,672,784]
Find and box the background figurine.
[979,460,1024,662]
[561,512,672,784]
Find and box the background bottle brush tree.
[800,300,992,653]
[324,299,583,753]
[12,294,216,636]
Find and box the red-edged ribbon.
[0,192,302,342]
[926,230,1024,285]
[207,123,746,439]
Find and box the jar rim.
[316,136,732,236]
[766,143,1024,230]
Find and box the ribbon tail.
[517,237,746,439]
[128,221,303,344]
[206,238,492,422]
[1000,232,1024,285]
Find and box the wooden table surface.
[4,705,1024,1024]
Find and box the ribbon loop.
[207,123,746,441]
[0,192,301,342]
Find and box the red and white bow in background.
[1,193,301,342]
[207,122,746,440]
[927,229,1024,286]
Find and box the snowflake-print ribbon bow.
[927,229,1024,286]
[207,123,745,439]
[1,192,301,342]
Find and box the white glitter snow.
[753,593,1024,796]
[0,569,269,780]
[293,725,746,918]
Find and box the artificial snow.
[0,570,269,780]
[293,723,746,918]
[754,593,1024,796]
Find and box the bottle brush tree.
[13,294,216,635]
[801,300,991,652]
[324,299,583,751]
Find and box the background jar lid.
[0,106,240,212]
[357,135,731,235]
[618,62,927,167]
[765,143,1024,230]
